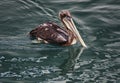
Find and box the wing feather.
[30,22,69,44]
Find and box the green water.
[0,0,120,83]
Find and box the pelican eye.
[65,16,71,21]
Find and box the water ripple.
[50,0,90,3]
[0,0,120,82]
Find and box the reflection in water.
[0,0,120,82]
[60,47,85,74]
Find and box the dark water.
[0,0,120,83]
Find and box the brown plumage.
[30,22,76,46]
[29,10,87,47]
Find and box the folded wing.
[30,22,69,44]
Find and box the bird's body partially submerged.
[30,22,77,46]
[30,10,87,47]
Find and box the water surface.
[0,0,120,83]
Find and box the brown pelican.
[30,10,87,48]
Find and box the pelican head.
[59,10,87,48]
